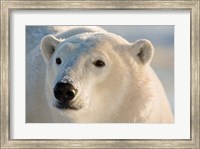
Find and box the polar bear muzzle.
[53,82,78,103]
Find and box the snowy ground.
[26,25,174,113]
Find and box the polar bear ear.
[40,35,62,63]
[131,39,154,65]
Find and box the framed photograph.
[1,0,199,148]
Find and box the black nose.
[54,82,78,102]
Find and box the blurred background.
[26,25,174,114]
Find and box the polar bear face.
[40,32,154,121]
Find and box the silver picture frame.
[1,0,199,148]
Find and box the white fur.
[26,26,174,123]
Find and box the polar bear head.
[40,30,154,122]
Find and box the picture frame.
[1,0,199,148]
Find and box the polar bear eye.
[93,60,105,67]
[56,57,62,65]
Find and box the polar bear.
[26,26,173,123]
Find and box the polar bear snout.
[54,82,78,102]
